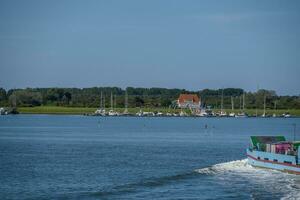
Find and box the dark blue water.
[0,115,300,200]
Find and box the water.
[0,115,300,200]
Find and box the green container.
[293,141,300,150]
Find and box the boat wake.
[195,159,252,175]
[88,159,300,199]
[196,159,300,200]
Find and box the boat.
[166,112,173,116]
[204,106,215,117]
[156,112,164,116]
[235,93,248,118]
[106,92,120,116]
[179,110,187,117]
[195,109,208,117]
[136,109,143,117]
[282,113,291,118]
[95,108,106,116]
[0,107,8,115]
[108,110,119,116]
[229,112,235,117]
[246,136,300,174]
[123,90,130,115]
[94,91,106,116]
[219,111,227,117]
[262,95,267,117]
[235,112,247,118]
[143,111,155,116]
[219,88,227,117]
[172,113,179,117]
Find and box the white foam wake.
[195,159,259,175]
[195,159,300,200]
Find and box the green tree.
[134,96,144,107]
[9,90,42,107]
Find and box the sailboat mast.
[239,96,242,112]
[263,95,266,116]
[100,91,103,109]
[221,89,224,113]
[242,93,245,111]
[103,94,105,110]
[231,96,234,111]
[125,89,128,113]
[114,94,117,110]
[111,92,113,110]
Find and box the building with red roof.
[177,94,201,108]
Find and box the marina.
[88,91,297,118]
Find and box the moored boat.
[247,136,300,174]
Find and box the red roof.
[178,94,200,104]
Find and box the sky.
[0,0,299,95]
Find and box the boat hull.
[246,149,300,175]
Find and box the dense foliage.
[0,87,299,109]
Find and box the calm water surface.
[0,115,300,200]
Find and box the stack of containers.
[275,142,292,154]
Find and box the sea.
[0,115,300,200]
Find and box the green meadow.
[17,106,300,116]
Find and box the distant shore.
[14,106,300,117]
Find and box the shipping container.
[266,143,271,152]
[275,142,292,154]
[271,144,276,153]
[293,141,300,151]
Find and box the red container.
[275,142,292,154]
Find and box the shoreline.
[4,114,300,119]
[7,106,300,117]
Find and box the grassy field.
[17,106,300,116]
[18,106,97,114]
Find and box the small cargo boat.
[247,136,300,174]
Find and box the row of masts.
[221,90,273,117]
[98,91,128,114]
[230,95,245,111]
[100,89,276,116]
[221,91,246,114]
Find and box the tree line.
[0,87,299,109]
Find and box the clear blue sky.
[0,0,299,95]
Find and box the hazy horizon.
[1,0,300,95]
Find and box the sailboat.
[95,91,106,116]
[262,95,267,117]
[235,93,247,117]
[123,89,130,115]
[229,96,235,117]
[219,89,227,117]
[108,92,119,116]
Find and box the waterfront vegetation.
[18,106,97,114]
[0,87,299,115]
[17,106,180,115]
